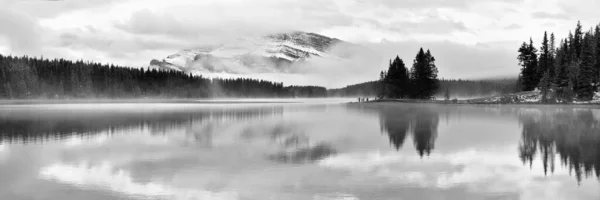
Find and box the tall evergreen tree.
[517,39,539,91]
[573,21,584,59]
[577,32,597,100]
[554,39,570,101]
[549,33,556,79]
[595,25,600,84]
[539,31,551,81]
[410,48,439,99]
[386,56,410,98]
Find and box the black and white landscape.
[1,0,600,200]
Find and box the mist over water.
[0,102,599,200]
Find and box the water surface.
[0,101,598,200]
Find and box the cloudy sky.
[1,0,599,87]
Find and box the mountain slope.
[149,31,350,74]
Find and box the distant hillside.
[149,31,362,74]
[327,81,379,97]
[328,79,518,99]
[0,54,326,99]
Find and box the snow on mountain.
[149,32,352,74]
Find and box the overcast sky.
[1,0,599,87]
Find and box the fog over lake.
[0,101,599,200]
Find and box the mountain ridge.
[149,31,351,74]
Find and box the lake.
[0,101,599,200]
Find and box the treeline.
[0,54,326,99]
[327,81,379,97]
[378,48,439,99]
[438,79,518,99]
[328,79,516,98]
[284,86,327,98]
[517,21,600,102]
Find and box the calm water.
[0,101,599,200]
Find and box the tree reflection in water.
[0,106,283,144]
[518,108,600,183]
[353,103,440,157]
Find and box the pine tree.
[539,32,551,83]
[381,56,410,99]
[549,33,556,79]
[554,40,570,101]
[577,32,597,100]
[410,48,439,99]
[574,21,584,59]
[594,25,600,84]
[518,39,539,91]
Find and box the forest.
[517,21,600,102]
[0,55,326,99]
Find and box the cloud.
[0,0,121,18]
[360,0,522,10]
[504,24,522,30]
[318,149,599,200]
[532,11,570,20]
[0,0,595,86]
[112,0,353,43]
[39,162,239,200]
[0,8,42,55]
[387,18,469,34]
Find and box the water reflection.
[351,104,440,157]
[353,103,600,185]
[518,108,600,183]
[1,103,599,199]
[0,106,283,144]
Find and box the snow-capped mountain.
[149,31,355,74]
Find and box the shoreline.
[0,99,305,105]
[0,98,598,106]
[351,99,600,106]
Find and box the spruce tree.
[549,33,556,79]
[517,39,539,91]
[382,56,410,99]
[574,21,583,59]
[595,25,600,84]
[554,40,570,101]
[577,32,597,100]
[410,48,439,99]
[539,32,551,82]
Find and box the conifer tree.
[554,40,570,101]
[549,33,556,79]
[577,32,597,100]
[539,32,551,81]
[410,48,439,99]
[573,21,584,59]
[517,39,539,91]
[595,25,600,84]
